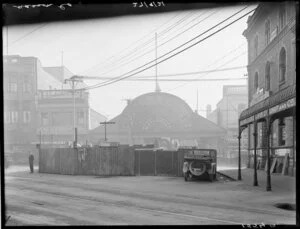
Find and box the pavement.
[218,167,296,193]
[3,165,297,225]
[217,167,296,210]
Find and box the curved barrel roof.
[90,92,226,139]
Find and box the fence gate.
[134,149,184,176]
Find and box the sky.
[3,3,257,119]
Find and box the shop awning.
[239,85,296,126]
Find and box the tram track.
[6,185,243,225]
[5,174,295,220]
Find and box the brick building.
[239,2,296,177]
[207,85,248,165]
[3,55,106,162]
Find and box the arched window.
[279,6,286,30]
[279,48,286,82]
[254,72,259,91]
[265,62,271,91]
[254,35,258,57]
[265,20,270,45]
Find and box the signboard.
[274,148,292,157]
[240,116,254,126]
[269,98,296,115]
[255,110,268,120]
[38,90,85,99]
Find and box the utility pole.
[6,26,8,56]
[195,89,199,114]
[64,76,83,147]
[61,50,64,66]
[100,121,116,142]
[155,32,161,92]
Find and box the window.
[52,112,72,125]
[23,83,31,92]
[11,111,18,123]
[279,6,286,30]
[41,112,49,126]
[23,111,31,123]
[77,112,84,125]
[278,118,286,146]
[279,47,286,82]
[4,111,11,124]
[265,62,271,91]
[23,75,31,92]
[265,20,270,45]
[254,72,259,91]
[254,35,258,57]
[9,82,17,92]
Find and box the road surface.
[4,166,296,225]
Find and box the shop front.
[237,85,295,191]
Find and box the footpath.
[218,167,296,212]
[218,168,295,193]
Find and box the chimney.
[206,104,212,118]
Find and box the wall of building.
[207,86,248,161]
[246,2,296,103]
[89,108,106,130]
[4,56,39,152]
[37,90,90,145]
[3,55,105,161]
[243,2,296,174]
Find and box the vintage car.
[181,148,217,182]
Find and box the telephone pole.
[155,32,161,92]
[64,76,83,147]
[100,121,116,142]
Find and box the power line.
[4,23,48,47]
[159,9,219,47]
[167,51,247,92]
[83,6,254,91]
[77,65,246,80]
[84,6,250,90]
[115,77,247,82]
[95,9,218,78]
[80,11,185,75]
[87,11,199,76]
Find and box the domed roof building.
[89,92,226,150]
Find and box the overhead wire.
[80,11,189,75]
[4,23,48,47]
[88,10,199,76]
[96,9,219,78]
[83,10,251,91]
[166,51,247,92]
[82,6,254,91]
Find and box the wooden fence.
[39,145,135,176]
[40,147,245,177]
[134,149,186,177]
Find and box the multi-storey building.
[3,55,106,162]
[3,55,62,154]
[239,2,296,176]
[207,85,248,165]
